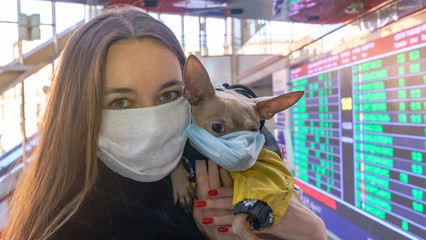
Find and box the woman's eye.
[211,123,225,133]
[159,91,180,102]
[250,128,259,132]
[110,98,131,109]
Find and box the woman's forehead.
[105,38,182,86]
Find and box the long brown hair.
[3,6,185,240]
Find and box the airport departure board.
[290,22,426,240]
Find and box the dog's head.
[183,55,304,137]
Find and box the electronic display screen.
[290,22,426,240]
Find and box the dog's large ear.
[256,91,304,120]
[183,55,215,105]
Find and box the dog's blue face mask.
[185,121,265,171]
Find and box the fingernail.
[208,190,218,196]
[194,201,206,208]
[202,218,214,224]
[218,227,229,232]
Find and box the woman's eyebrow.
[158,79,183,90]
[104,87,136,95]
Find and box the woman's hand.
[192,159,237,240]
[255,192,327,240]
[193,159,327,240]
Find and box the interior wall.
[199,55,232,87]
[237,54,270,75]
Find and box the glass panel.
[183,15,200,55]
[55,2,85,33]
[0,23,18,66]
[0,1,17,22]
[237,21,341,55]
[21,24,53,55]
[0,1,18,66]
[21,0,52,24]
[0,63,52,155]
[23,63,52,138]
[0,0,85,66]
[206,17,225,56]
[161,14,182,46]
[148,12,159,19]
[0,85,23,154]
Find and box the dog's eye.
[250,128,259,132]
[211,123,224,133]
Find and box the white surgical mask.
[98,97,190,182]
[185,121,265,171]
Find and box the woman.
[3,6,325,240]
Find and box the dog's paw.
[173,180,196,213]
[232,214,258,240]
[170,162,196,213]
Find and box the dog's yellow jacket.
[229,148,294,227]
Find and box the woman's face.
[104,38,183,109]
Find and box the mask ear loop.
[189,113,196,125]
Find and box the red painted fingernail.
[202,218,214,224]
[218,227,229,232]
[194,201,206,208]
[208,190,218,196]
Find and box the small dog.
[171,55,304,240]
